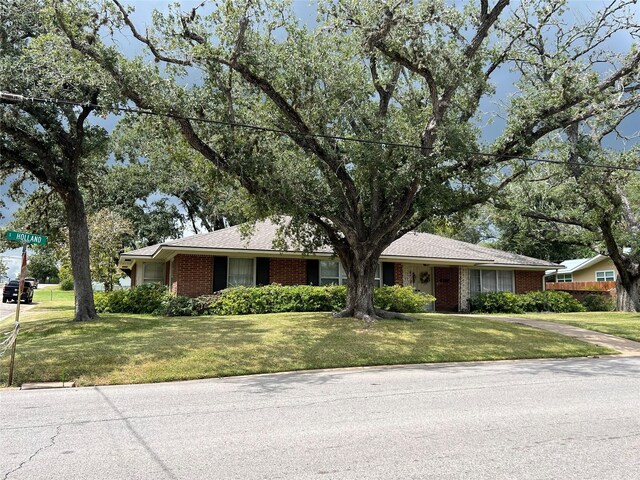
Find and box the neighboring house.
[545,255,617,299]
[118,220,556,312]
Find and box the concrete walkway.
[464,314,640,357]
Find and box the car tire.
[2,297,6,303]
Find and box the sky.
[1,0,638,278]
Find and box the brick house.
[118,220,556,312]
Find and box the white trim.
[545,255,609,275]
[555,273,573,282]
[595,270,615,282]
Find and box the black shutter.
[306,259,320,286]
[256,257,270,286]
[213,256,228,292]
[382,262,395,286]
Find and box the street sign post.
[5,230,47,245]
[4,230,47,386]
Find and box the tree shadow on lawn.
[12,315,272,385]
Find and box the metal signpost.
[4,230,48,386]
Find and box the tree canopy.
[52,0,640,319]
[0,0,119,320]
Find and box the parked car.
[25,277,38,289]
[2,280,34,304]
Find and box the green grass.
[515,312,640,342]
[0,289,613,386]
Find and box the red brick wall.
[394,263,403,285]
[270,258,307,285]
[173,254,214,297]
[515,271,544,294]
[434,266,459,312]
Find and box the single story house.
[118,220,557,312]
[545,255,617,300]
[545,255,617,284]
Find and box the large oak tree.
[0,0,117,320]
[57,0,640,320]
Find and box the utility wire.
[2,91,639,173]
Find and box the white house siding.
[458,267,470,312]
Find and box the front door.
[404,264,434,311]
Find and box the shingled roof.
[120,219,557,269]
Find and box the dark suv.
[2,280,34,304]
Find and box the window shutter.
[382,263,395,286]
[256,257,270,286]
[306,259,320,286]
[213,256,228,292]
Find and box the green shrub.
[154,295,199,317]
[469,292,524,314]
[94,283,167,314]
[204,284,434,316]
[58,265,74,291]
[95,284,436,316]
[207,284,347,315]
[93,292,109,312]
[524,290,585,313]
[469,290,585,314]
[583,294,615,312]
[374,285,435,313]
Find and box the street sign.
[5,230,48,245]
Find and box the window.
[142,263,164,284]
[595,270,615,282]
[470,269,514,296]
[228,258,254,287]
[319,261,381,287]
[556,273,573,283]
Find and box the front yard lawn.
[0,290,613,386]
[515,312,640,342]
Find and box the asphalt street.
[2,357,640,479]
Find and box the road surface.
[2,357,640,479]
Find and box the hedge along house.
[118,220,557,312]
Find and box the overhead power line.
[1,91,639,173]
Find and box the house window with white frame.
[595,270,615,282]
[556,273,573,283]
[319,261,381,287]
[142,263,165,285]
[470,269,514,296]
[228,258,255,287]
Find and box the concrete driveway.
[2,356,640,479]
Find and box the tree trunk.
[63,187,97,321]
[616,276,640,312]
[332,248,412,324]
[333,254,377,322]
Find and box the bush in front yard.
[468,292,525,314]
[205,284,435,316]
[469,290,585,314]
[374,285,435,313]
[583,294,615,312]
[207,284,347,315]
[94,283,167,314]
[95,283,436,316]
[523,290,585,313]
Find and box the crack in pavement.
[2,424,62,480]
